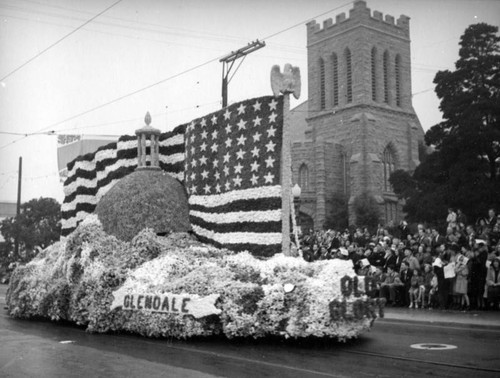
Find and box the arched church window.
[383,50,389,104]
[319,58,326,110]
[382,146,396,192]
[385,201,398,224]
[332,53,339,106]
[371,47,377,101]
[341,152,348,195]
[299,163,309,190]
[395,54,402,107]
[345,48,352,103]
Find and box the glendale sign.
[110,287,221,319]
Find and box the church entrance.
[298,212,314,234]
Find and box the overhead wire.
[0,12,233,55]
[0,0,124,82]
[0,100,223,138]
[51,99,221,134]
[412,88,435,97]
[4,1,455,64]
[0,3,311,58]
[14,0,247,42]
[260,1,352,40]
[1,1,358,151]
[0,0,125,150]
[0,1,246,45]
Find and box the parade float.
[6,65,384,341]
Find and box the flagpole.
[281,93,291,256]
[271,63,300,257]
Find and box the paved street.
[1,284,499,378]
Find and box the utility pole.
[220,40,265,107]
[14,156,22,259]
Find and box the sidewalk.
[382,306,500,329]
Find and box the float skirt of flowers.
[6,216,384,341]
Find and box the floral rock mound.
[6,216,384,340]
[95,170,190,242]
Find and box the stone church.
[291,0,425,230]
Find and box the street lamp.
[292,183,302,229]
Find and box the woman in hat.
[454,253,470,310]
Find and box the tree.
[324,193,348,230]
[428,23,500,180]
[0,197,61,262]
[353,192,380,230]
[390,23,500,224]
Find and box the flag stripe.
[194,233,282,256]
[188,185,281,208]
[190,209,281,224]
[191,224,282,245]
[64,170,96,186]
[61,124,186,236]
[190,215,281,234]
[62,194,96,211]
[189,197,281,214]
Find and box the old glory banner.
[110,287,221,319]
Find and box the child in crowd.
[428,273,438,308]
[409,269,423,308]
[420,263,434,308]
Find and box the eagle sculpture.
[270,64,301,99]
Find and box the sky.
[0,0,499,204]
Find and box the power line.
[0,99,222,146]
[412,88,435,97]
[0,12,232,56]
[0,131,29,136]
[1,1,355,150]
[51,100,221,134]
[0,130,56,149]
[0,6,311,57]
[0,131,54,136]
[260,1,353,40]
[10,0,247,44]
[0,56,220,151]
[42,1,354,130]
[1,10,309,66]
[39,58,222,133]
[0,0,123,82]
[0,2,245,46]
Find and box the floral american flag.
[184,95,283,257]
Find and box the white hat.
[432,258,443,268]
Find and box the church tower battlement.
[307,0,409,42]
[306,0,414,112]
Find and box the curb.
[378,311,500,330]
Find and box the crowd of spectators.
[297,208,500,311]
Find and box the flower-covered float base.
[6,216,384,341]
